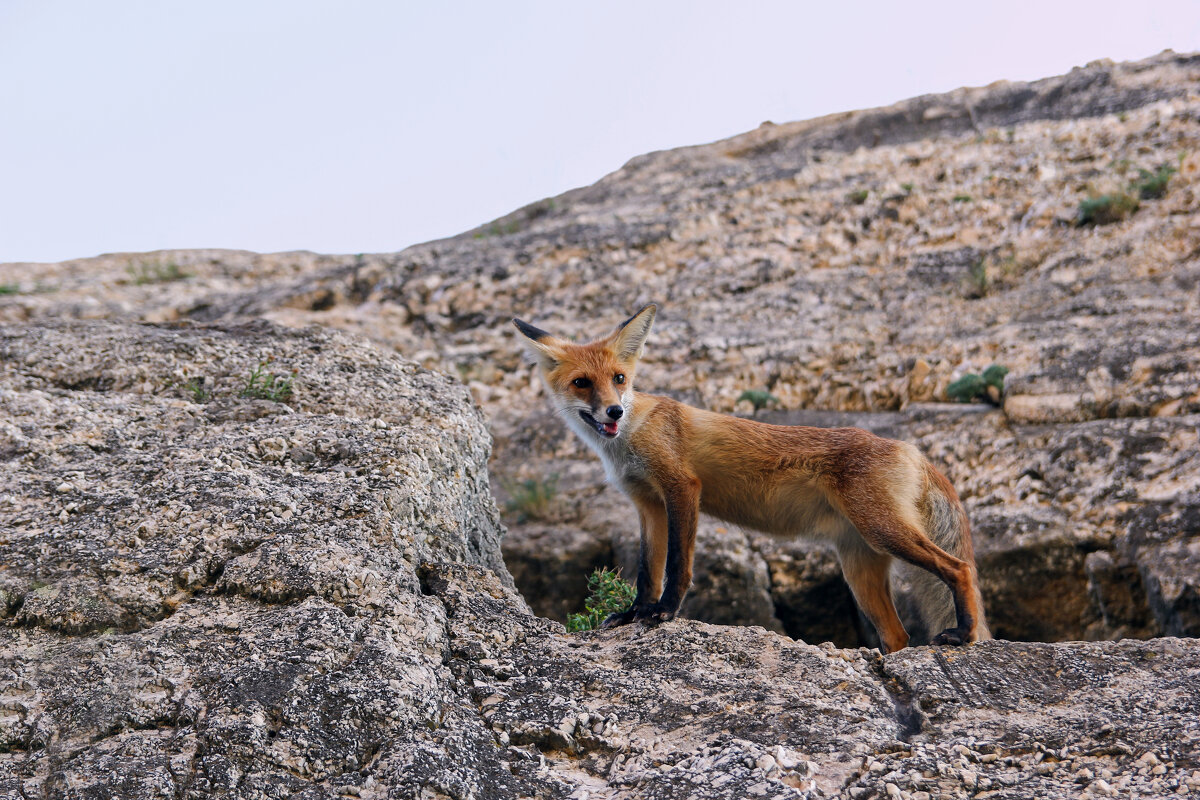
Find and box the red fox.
[513,304,989,652]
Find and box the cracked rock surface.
[3,54,1199,642]
[3,52,1200,799]
[2,321,1198,799]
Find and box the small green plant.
[0,283,19,295]
[846,189,869,205]
[183,377,209,403]
[952,194,973,203]
[567,568,636,632]
[900,182,915,194]
[1077,192,1138,226]
[737,389,780,416]
[964,257,989,299]
[240,362,295,402]
[503,473,558,522]
[126,259,192,285]
[946,364,1009,405]
[1132,163,1176,200]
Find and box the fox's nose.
[606,405,624,421]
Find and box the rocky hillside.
[2,51,1200,797]
[2,321,1198,799]
[11,52,1196,646]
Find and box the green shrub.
[1077,192,1139,226]
[1133,163,1176,200]
[981,364,1009,388]
[126,259,192,285]
[947,364,1008,405]
[946,374,986,403]
[183,377,209,403]
[567,568,636,632]
[0,284,18,295]
[240,362,295,402]
[503,473,558,522]
[964,257,990,299]
[737,389,780,415]
[846,189,869,205]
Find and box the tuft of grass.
[503,473,558,522]
[183,377,209,403]
[567,568,636,632]
[964,257,990,299]
[846,189,869,205]
[737,389,780,416]
[900,182,915,195]
[1077,192,1138,226]
[0,283,19,295]
[952,194,973,203]
[126,259,192,285]
[1132,163,1176,200]
[239,362,295,402]
[946,364,1009,405]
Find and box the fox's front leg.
[637,477,700,624]
[603,499,668,627]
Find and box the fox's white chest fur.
[565,411,648,491]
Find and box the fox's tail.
[905,462,991,643]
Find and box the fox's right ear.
[513,317,562,369]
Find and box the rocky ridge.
[1,52,1199,798]
[4,53,1198,642]
[1,322,1197,798]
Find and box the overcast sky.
[2,2,1197,264]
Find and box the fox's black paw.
[932,627,969,646]
[633,603,678,624]
[601,608,639,628]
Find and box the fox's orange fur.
[513,305,989,652]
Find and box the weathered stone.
[1137,537,1200,637]
[3,52,1200,799]
[1004,393,1088,424]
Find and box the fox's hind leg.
[843,512,982,647]
[835,533,910,653]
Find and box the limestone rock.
[3,52,1200,799]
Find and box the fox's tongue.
[603,421,618,435]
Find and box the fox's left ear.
[612,303,657,360]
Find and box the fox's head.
[512,304,656,441]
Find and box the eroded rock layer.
[1,321,1197,799]
[2,52,1200,798]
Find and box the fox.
[512,304,990,652]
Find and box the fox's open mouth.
[580,410,619,438]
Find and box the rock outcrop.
[3,52,1200,798]
[12,53,1193,645]
[1,321,1197,800]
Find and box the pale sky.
[2,2,1197,264]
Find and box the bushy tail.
[904,463,990,643]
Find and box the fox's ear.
[513,317,553,343]
[513,317,563,368]
[611,303,657,361]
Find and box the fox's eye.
[614,374,625,385]
[572,377,592,389]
